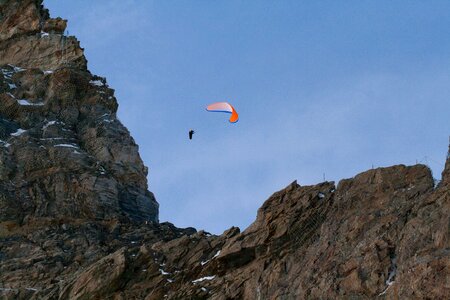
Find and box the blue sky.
[44,0,450,234]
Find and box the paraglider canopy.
[206,102,239,123]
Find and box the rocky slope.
[0,1,449,299]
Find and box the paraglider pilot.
[189,129,195,140]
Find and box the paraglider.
[187,102,237,140]
[206,102,239,123]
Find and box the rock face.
[0,0,158,225]
[0,1,449,299]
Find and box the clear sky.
[44,0,450,234]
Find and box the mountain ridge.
[0,1,448,299]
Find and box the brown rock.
[0,1,448,300]
[60,248,128,300]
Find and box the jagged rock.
[0,0,85,70]
[0,1,448,300]
[42,17,66,34]
[394,153,450,299]
[0,0,158,224]
[0,0,43,41]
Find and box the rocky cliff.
[0,0,158,225]
[0,1,449,299]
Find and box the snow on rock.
[11,129,26,137]
[0,140,11,147]
[378,284,391,296]
[43,120,57,129]
[40,138,66,141]
[17,99,44,106]
[90,79,106,87]
[54,144,79,149]
[7,83,16,89]
[43,70,54,75]
[97,113,115,123]
[386,257,397,286]
[201,250,221,266]
[159,269,170,275]
[192,276,216,283]
[379,256,397,296]
[9,65,26,73]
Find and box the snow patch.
[17,99,44,106]
[40,138,66,141]
[318,192,325,199]
[90,79,105,87]
[201,250,221,266]
[378,284,391,296]
[44,70,54,75]
[9,65,26,72]
[40,31,49,37]
[43,120,57,129]
[200,259,209,266]
[159,269,170,275]
[379,255,397,296]
[54,144,79,149]
[0,140,11,147]
[192,275,215,283]
[386,257,397,286]
[7,83,16,89]
[11,129,26,137]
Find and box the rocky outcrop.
[0,0,85,70]
[3,163,446,299]
[394,147,450,299]
[0,0,158,225]
[0,1,448,299]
